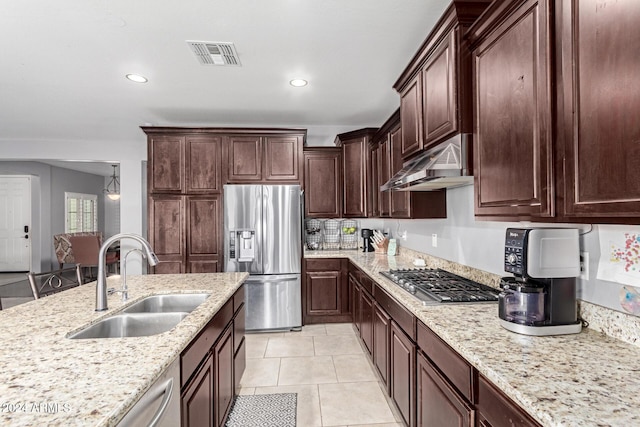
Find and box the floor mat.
[225,393,297,427]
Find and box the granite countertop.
[305,249,640,427]
[0,272,248,427]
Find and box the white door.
[0,176,31,272]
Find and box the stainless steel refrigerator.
[223,184,302,331]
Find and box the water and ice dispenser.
[229,230,256,262]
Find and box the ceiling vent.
[186,41,241,66]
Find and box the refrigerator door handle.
[244,273,300,283]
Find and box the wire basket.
[323,219,340,236]
[322,232,341,250]
[305,219,322,235]
[340,220,358,249]
[305,233,322,250]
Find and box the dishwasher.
[117,357,180,427]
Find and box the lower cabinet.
[390,321,416,427]
[476,375,540,427]
[373,303,391,392]
[359,287,374,356]
[303,258,350,323]
[181,285,245,427]
[417,352,474,427]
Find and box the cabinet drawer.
[181,299,233,388]
[477,374,540,427]
[417,321,473,402]
[305,258,342,272]
[374,284,416,340]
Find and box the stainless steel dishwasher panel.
[117,357,180,427]
[245,274,302,331]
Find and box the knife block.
[374,238,389,254]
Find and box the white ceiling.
[1,0,450,147]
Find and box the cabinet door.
[181,353,214,427]
[186,136,222,193]
[350,274,361,332]
[370,142,380,218]
[417,352,474,427]
[391,321,416,427]
[149,135,184,193]
[379,137,391,217]
[400,74,423,158]
[187,196,221,273]
[472,0,553,218]
[214,326,234,427]
[373,303,391,392]
[557,0,640,219]
[306,271,341,316]
[264,135,301,182]
[342,137,368,217]
[304,149,342,218]
[389,125,411,218]
[228,136,262,182]
[149,195,185,274]
[359,288,374,356]
[423,30,457,147]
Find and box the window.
[65,192,98,233]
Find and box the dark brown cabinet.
[394,1,489,159]
[181,287,245,427]
[303,147,342,218]
[227,133,303,184]
[391,321,416,427]
[373,302,391,392]
[187,136,223,193]
[181,353,214,427]
[477,375,540,427]
[378,137,391,218]
[149,195,221,274]
[149,135,185,193]
[417,352,474,427]
[336,128,377,217]
[468,0,553,219]
[227,136,262,182]
[556,0,640,220]
[303,258,350,324]
[359,286,374,356]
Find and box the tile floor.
[239,323,405,427]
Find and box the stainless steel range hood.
[381,133,472,192]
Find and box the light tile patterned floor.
[239,323,405,427]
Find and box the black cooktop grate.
[380,268,500,304]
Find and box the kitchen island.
[0,272,248,427]
[306,249,640,427]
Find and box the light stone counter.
[0,272,248,427]
[305,249,640,427]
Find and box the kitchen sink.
[68,312,188,339]
[121,293,210,314]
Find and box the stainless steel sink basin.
[122,293,210,314]
[68,312,188,339]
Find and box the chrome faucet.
[119,248,146,302]
[96,233,159,311]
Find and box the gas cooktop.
[380,268,500,305]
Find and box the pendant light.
[104,164,120,201]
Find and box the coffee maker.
[361,229,375,252]
[498,228,582,336]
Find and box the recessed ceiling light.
[290,79,308,87]
[126,74,148,83]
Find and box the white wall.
[379,185,639,316]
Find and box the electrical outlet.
[580,252,589,280]
[400,231,407,241]
[432,233,438,247]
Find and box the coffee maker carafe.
[498,228,582,336]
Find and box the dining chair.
[27,264,83,299]
[68,235,118,281]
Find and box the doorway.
[0,176,31,272]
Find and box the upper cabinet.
[556,0,640,220]
[468,0,640,223]
[303,147,342,218]
[227,133,304,184]
[336,128,377,218]
[468,0,553,219]
[394,1,491,159]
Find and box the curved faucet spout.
[96,233,159,311]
